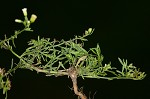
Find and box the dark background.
[0,0,149,99]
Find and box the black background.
[0,0,149,99]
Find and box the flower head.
[30,14,37,23]
[15,19,23,23]
[22,8,27,16]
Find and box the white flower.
[22,8,27,16]
[30,14,37,23]
[15,19,23,23]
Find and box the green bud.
[88,28,92,33]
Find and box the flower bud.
[30,14,37,23]
[22,8,27,16]
[88,28,92,33]
[27,20,30,24]
[85,30,88,35]
[15,19,23,23]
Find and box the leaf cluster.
[14,28,146,80]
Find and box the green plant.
[0,8,146,99]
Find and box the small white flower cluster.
[15,8,37,24]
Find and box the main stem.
[68,67,87,99]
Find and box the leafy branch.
[0,8,146,99]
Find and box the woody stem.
[68,67,87,99]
